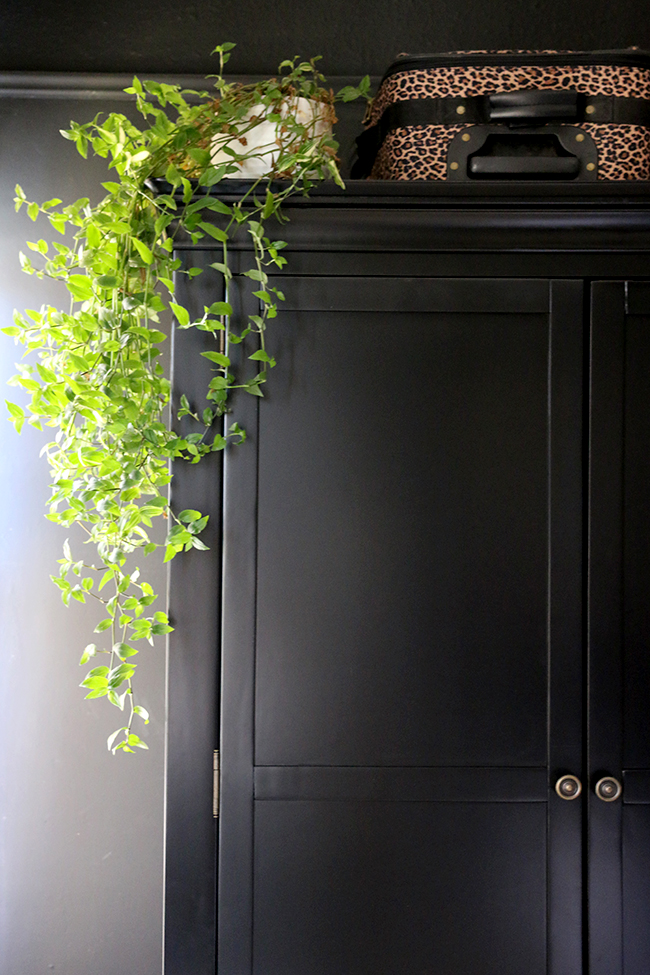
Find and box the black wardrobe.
[164,183,650,975]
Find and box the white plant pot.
[210,97,332,178]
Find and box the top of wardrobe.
[150,177,650,211]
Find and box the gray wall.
[0,93,168,975]
[1,2,650,974]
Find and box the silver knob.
[595,776,622,802]
[555,774,582,800]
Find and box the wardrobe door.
[219,275,585,975]
[589,281,650,975]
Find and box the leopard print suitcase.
[353,50,650,181]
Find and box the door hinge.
[213,749,220,819]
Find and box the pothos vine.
[4,43,370,753]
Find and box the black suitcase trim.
[380,50,650,82]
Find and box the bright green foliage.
[4,44,370,754]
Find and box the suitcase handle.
[488,90,579,124]
[447,126,598,181]
[469,156,580,176]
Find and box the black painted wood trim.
[0,71,365,98]
[159,176,650,206]
[547,280,585,975]
[244,250,650,280]
[626,281,650,314]
[270,276,549,313]
[588,281,625,975]
[175,206,650,254]
[165,255,226,975]
[254,767,547,802]
[623,771,650,803]
[217,279,261,975]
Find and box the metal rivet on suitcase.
[587,163,596,171]
[576,133,585,142]
[461,133,471,142]
[586,104,596,114]
[450,161,459,170]
[456,104,466,115]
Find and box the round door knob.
[555,774,582,800]
[595,776,622,802]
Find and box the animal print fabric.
[369,124,650,181]
[370,126,464,180]
[366,58,650,180]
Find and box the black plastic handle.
[488,90,579,123]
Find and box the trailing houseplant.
[4,43,370,754]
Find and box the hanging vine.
[4,43,370,753]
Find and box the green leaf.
[201,351,230,366]
[202,199,233,216]
[107,728,124,751]
[198,222,228,243]
[207,301,232,316]
[98,568,115,591]
[209,263,232,279]
[87,666,109,678]
[152,622,174,634]
[178,509,202,523]
[190,537,210,551]
[80,675,109,690]
[67,274,94,301]
[79,644,98,665]
[14,184,26,210]
[108,662,136,687]
[49,214,67,234]
[5,401,26,433]
[108,689,128,710]
[127,733,149,750]
[105,221,132,235]
[131,238,154,264]
[113,642,138,659]
[133,705,150,723]
[248,350,276,365]
[262,189,276,219]
[242,268,267,282]
[94,618,113,633]
[169,302,190,327]
[165,163,181,186]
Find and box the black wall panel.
[2,0,650,75]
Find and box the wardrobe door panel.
[255,283,550,769]
[622,289,650,974]
[253,800,547,975]
[219,274,585,975]
[590,281,650,975]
